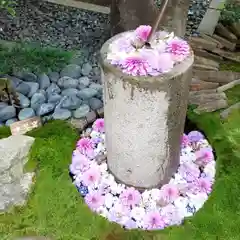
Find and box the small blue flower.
[186,204,196,214]
[77,185,89,197]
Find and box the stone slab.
[211,48,240,63]
[190,78,219,91]
[189,36,218,51]
[215,23,238,41]
[193,49,223,62]
[199,33,224,48]
[194,99,228,114]
[193,64,218,71]
[229,21,240,38]
[212,34,236,51]
[209,0,226,9]
[194,55,220,68]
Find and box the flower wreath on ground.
[107,25,190,77]
[69,118,216,230]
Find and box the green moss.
[220,62,240,73]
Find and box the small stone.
[58,76,78,89]
[78,88,98,100]
[46,83,61,96]
[18,108,35,121]
[194,99,228,114]
[89,83,103,92]
[220,102,240,119]
[215,23,238,41]
[0,102,8,110]
[25,82,39,98]
[86,111,96,124]
[68,118,88,131]
[36,103,55,116]
[31,92,46,111]
[190,78,219,91]
[8,76,22,89]
[0,106,16,122]
[38,73,50,90]
[61,88,79,96]
[89,98,103,111]
[5,118,18,126]
[212,34,236,51]
[60,64,81,78]
[17,93,30,108]
[53,109,71,120]
[48,71,60,83]
[61,95,82,110]
[15,71,37,82]
[15,82,30,96]
[78,76,90,89]
[48,93,62,105]
[97,107,104,117]
[81,63,92,76]
[73,104,90,118]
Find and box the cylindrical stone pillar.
[100,33,194,190]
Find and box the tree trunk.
[110,0,191,37]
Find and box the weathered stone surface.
[73,104,90,119]
[194,55,219,69]
[31,93,46,111]
[61,95,82,110]
[199,33,224,48]
[14,71,37,82]
[194,99,228,114]
[68,118,88,131]
[211,48,240,63]
[215,23,238,41]
[48,71,59,83]
[15,82,30,96]
[52,109,71,120]
[0,106,16,122]
[58,76,79,89]
[48,94,62,105]
[86,111,97,124]
[220,102,240,119]
[193,64,218,71]
[61,88,79,96]
[89,97,103,110]
[212,34,236,51]
[78,76,90,89]
[78,88,98,100]
[217,79,240,92]
[190,78,219,91]
[0,135,35,212]
[189,36,218,51]
[193,49,223,62]
[60,64,81,78]
[229,21,240,38]
[36,103,55,116]
[81,63,92,76]
[17,93,30,108]
[46,83,61,96]
[25,82,39,98]
[189,92,227,105]
[38,73,50,90]
[193,70,240,83]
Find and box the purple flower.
[69,153,90,175]
[135,25,152,42]
[166,37,190,61]
[188,131,204,143]
[190,177,212,194]
[119,187,141,208]
[84,191,104,211]
[195,148,214,166]
[93,118,104,133]
[143,211,167,230]
[181,134,190,147]
[178,163,200,182]
[124,219,137,229]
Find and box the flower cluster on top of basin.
[69,119,216,230]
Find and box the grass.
[0,42,74,75]
[0,60,240,239]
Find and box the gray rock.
[18,108,35,121]
[48,93,62,105]
[73,104,90,118]
[8,76,22,89]
[81,63,92,76]
[0,102,8,110]
[31,92,46,111]
[53,109,71,120]
[46,83,61,96]
[25,82,39,98]
[61,88,79,96]
[61,95,82,110]
[16,82,30,96]
[48,71,59,83]
[78,88,98,100]
[38,73,50,90]
[58,76,78,89]
[17,93,30,108]
[36,103,55,116]
[89,83,103,92]
[60,64,81,78]
[0,106,16,122]
[5,118,18,126]
[89,97,103,110]
[37,89,47,98]
[0,135,35,212]
[78,76,90,89]
[15,71,37,82]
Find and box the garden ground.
[0,44,240,240]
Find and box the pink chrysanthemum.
[70,153,90,174]
[82,166,101,186]
[178,163,200,182]
[195,148,214,166]
[85,191,104,211]
[181,134,190,147]
[93,118,104,133]
[143,211,167,230]
[159,184,180,204]
[166,38,190,61]
[77,137,94,156]
[135,25,152,42]
[190,177,212,194]
[119,187,141,207]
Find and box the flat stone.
[194,99,228,114]
[17,93,30,108]
[25,82,39,98]
[193,49,223,62]
[61,95,82,110]
[48,71,60,83]
[194,56,219,69]
[78,88,98,100]
[68,118,88,131]
[15,82,30,96]
[81,63,92,76]
[217,79,240,92]
[78,76,90,89]
[189,92,227,105]
[60,64,81,78]
[8,76,22,89]
[229,21,240,38]
[193,64,218,71]
[189,36,218,51]
[0,102,8,110]
[58,76,79,89]
[18,108,35,121]
[199,33,224,48]
[48,93,62,105]
[89,97,103,110]
[0,106,16,122]
[5,118,18,126]
[31,92,46,111]
[52,108,71,120]
[73,104,90,118]
[61,88,79,96]
[220,102,240,119]
[211,49,240,63]
[86,111,97,124]
[14,71,37,82]
[38,73,50,90]
[212,34,236,51]
[190,78,219,91]
[36,103,55,116]
[46,83,61,96]
[193,70,240,83]
[215,23,238,41]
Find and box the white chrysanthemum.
[130,207,146,221]
[97,206,109,218]
[204,161,216,180]
[99,162,108,174]
[187,192,208,211]
[90,130,100,139]
[105,193,118,209]
[110,182,125,195]
[149,188,161,201]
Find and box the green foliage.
[0,0,16,16]
[220,1,240,24]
